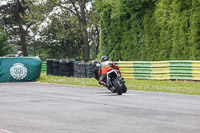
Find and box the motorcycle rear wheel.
[112,79,122,95]
[122,84,127,93]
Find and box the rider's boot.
[100,81,107,86]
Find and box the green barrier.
[0,57,42,82]
[134,61,151,79]
[115,60,200,80]
[170,61,192,80]
[41,62,46,72]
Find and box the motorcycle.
[105,69,127,95]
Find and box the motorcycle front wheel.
[112,79,122,95]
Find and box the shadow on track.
[95,92,121,96]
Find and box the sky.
[0,1,7,6]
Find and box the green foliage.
[37,0,100,60]
[0,28,9,56]
[97,0,200,61]
[189,0,200,60]
[0,0,57,56]
[40,14,82,59]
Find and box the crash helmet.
[101,56,108,62]
[17,51,23,55]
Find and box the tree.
[0,27,9,56]
[189,0,200,60]
[88,1,100,59]
[154,0,173,60]
[97,0,157,61]
[96,0,122,60]
[39,0,100,61]
[58,0,96,61]
[97,0,200,61]
[39,12,82,59]
[0,0,56,56]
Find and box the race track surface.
[0,82,200,133]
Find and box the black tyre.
[52,60,60,76]
[46,59,53,75]
[112,79,122,95]
[122,84,127,93]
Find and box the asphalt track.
[0,82,200,133]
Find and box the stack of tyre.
[59,59,74,76]
[46,59,53,75]
[59,59,67,76]
[53,59,60,76]
[73,62,87,78]
[85,63,91,78]
[46,59,74,77]
[73,61,79,78]
[88,62,94,78]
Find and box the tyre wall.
[46,59,91,78]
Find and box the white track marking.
[122,93,140,96]
[0,129,14,133]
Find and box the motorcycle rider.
[15,51,23,57]
[98,56,119,86]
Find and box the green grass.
[38,73,200,96]
[38,73,100,87]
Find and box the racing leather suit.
[98,61,119,85]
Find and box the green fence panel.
[170,61,192,80]
[134,61,151,79]
[0,57,42,82]
[41,62,46,72]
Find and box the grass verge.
[38,73,200,96]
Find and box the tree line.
[0,0,99,61]
[1,0,200,61]
[97,0,200,61]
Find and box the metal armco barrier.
[115,61,200,80]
